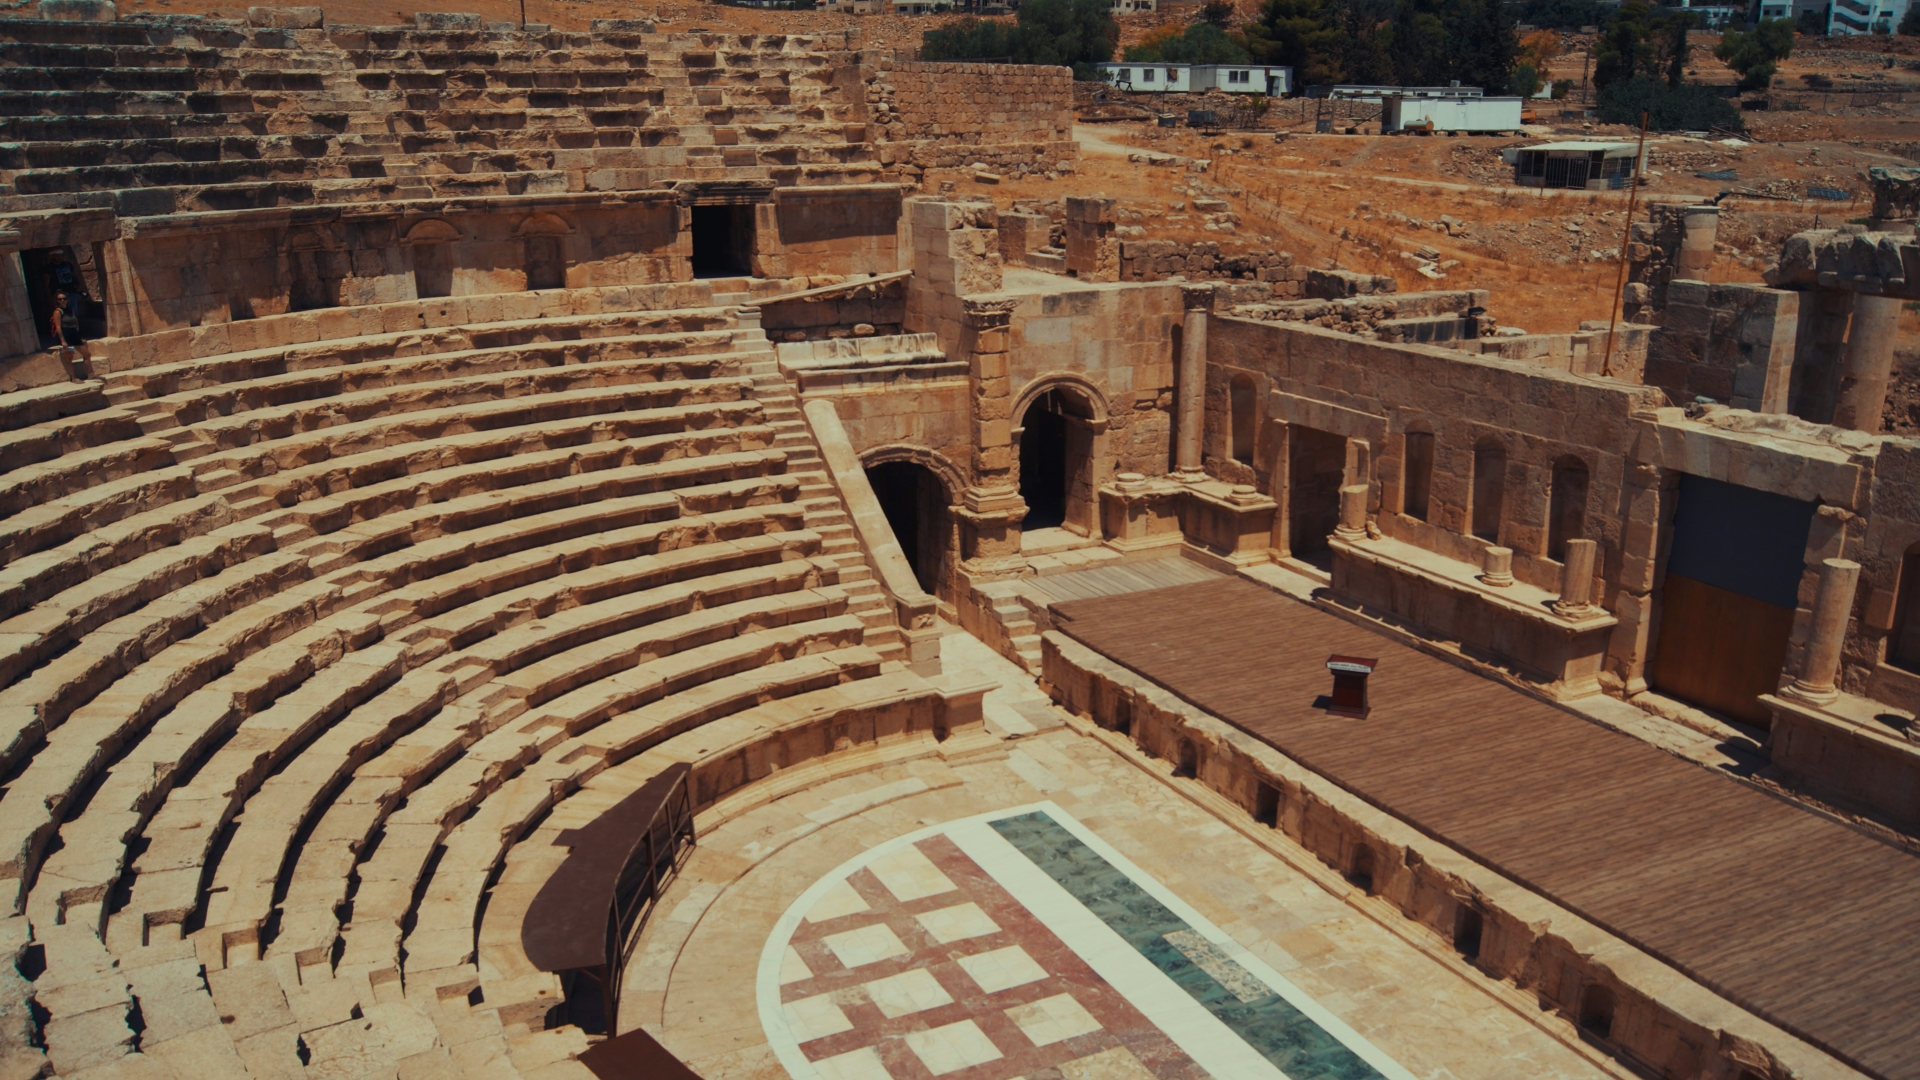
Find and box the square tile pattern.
[780,835,1214,1080]
[1005,993,1103,1047]
[957,945,1049,995]
[864,969,955,1019]
[904,1020,1005,1076]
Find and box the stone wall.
[110,195,685,334]
[869,62,1076,179]
[871,61,1072,145]
[1206,313,1676,687]
[1642,281,1798,412]
[1119,241,1304,290]
[758,186,906,279]
[1005,281,1184,481]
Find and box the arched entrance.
[1013,380,1107,537]
[860,446,962,602]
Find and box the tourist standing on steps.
[51,291,90,382]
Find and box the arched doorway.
[1015,384,1104,535]
[864,458,954,599]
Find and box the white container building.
[1381,94,1524,134]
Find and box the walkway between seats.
[1049,577,1920,1080]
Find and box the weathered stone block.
[247,5,321,26]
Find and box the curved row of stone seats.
[26,488,815,932]
[470,668,956,1038]
[0,19,873,207]
[0,274,905,1077]
[0,337,755,516]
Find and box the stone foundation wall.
[1119,241,1305,290]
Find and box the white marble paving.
[1005,993,1103,1047]
[914,901,1000,945]
[903,1019,1005,1076]
[955,944,1049,995]
[822,923,910,969]
[863,968,955,1019]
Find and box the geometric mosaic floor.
[760,803,1413,1080]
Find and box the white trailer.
[1382,95,1524,134]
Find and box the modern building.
[1671,0,1747,26]
[1096,63,1292,94]
[1505,141,1647,189]
[1098,62,1197,91]
[1304,83,1486,103]
[1382,94,1524,133]
[1829,0,1909,32]
[1111,0,1158,11]
[1189,64,1292,95]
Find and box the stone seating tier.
[0,22,874,204]
[0,264,925,1079]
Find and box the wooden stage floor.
[1049,577,1920,1080]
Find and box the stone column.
[1479,546,1514,588]
[954,297,1028,577]
[1334,484,1369,541]
[1173,284,1213,483]
[1783,558,1861,706]
[1674,205,1719,280]
[1553,538,1599,617]
[1831,293,1902,433]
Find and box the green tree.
[1899,3,1920,33]
[1659,8,1697,90]
[1331,0,1395,84]
[1388,1,1448,86]
[921,0,1118,75]
[1714,17,1794,91]
[1510,62,1542,98]
[1200,0,1237,26]
[1597,73,1742,129]
[1449,0,1520,94]
[921,17,1015,61]
[1242,0,1342,85]
[1593,1,1655,90]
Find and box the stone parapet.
[1327,533,1617,700]
[1763,691,1920,833]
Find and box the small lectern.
[1324,655,1378,718]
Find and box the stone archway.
[860,444,965,602]
[1011,375,1111,539]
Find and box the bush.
[1551,78,1573,98]
[1124,22,1250,62]
[1902,3,1920,33]
[1714,18,1794,92]
[1511,62,1542,98]
[1597,74,1742,130]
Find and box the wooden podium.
[1325,655,1378,718]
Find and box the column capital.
[962,296,1020,328]
[1180,283,1216,312]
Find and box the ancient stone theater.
[0,4,1915,1080]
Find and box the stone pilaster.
[956,296,1027,576]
